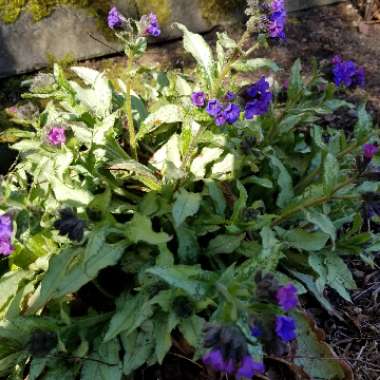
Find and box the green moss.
[0,0,112,23]
[199,0,245,23]
[135,0,171,25]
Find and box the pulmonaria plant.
[0,2,378,380]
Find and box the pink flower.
[48,127,66,146]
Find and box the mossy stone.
[199,0,246,23]
[135,0,172,26]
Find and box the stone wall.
[0,0,345,78]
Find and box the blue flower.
[268,0,287,39]
[107,7,123,29]
[191,91,206,107]
[332,56,365,88]
[236,356,265,379]
[224,104,241,124]
[215,112,227,126]
[203,349,235,374]
[275,315,297,342]
[244,77,272,119]
[276,283,298,311]
[206,99,223,117]
[144,13,161,37]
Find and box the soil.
[0,2,379,379]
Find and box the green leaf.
[190,147,224,179]
[125,213,171,245]
[146,266,207,298]
[270,155,294,208]
[109,159,161,191]
[260,227,281,262]
[288,59,303,101]
[51,178,94,207]
[282,229,329,251]
[104,293,153,342]
[154,312,178,364]
[0,270,32,311]
[277,114,304,135]
[150,134,184,180]
[206,181,226,215]
[207,234,244,255]
[231,181,247,223]
[81,338,122,380]
[211,154,235,179]
[294,311,353,380]
[309,254,356,302]
[176,225,200,263]
[121,323,155,375]
[305,210,336,247]
[172,189,202,227]
[175,23,214,88]
[323,153,339,193]
[232,58,280,73]
[26,247,82,314]
[29,357,48,380]
[178,315,204,349]
[71,66,112,118]
[27,242,127,314]
[137,105,183,141]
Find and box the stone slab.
[0,0,346,78]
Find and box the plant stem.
[125,55,138,160]
[211,32,258,98]
[272,177,353,226]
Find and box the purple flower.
[244,77,272,119]
[48,127,66,146]
[225,91,236,101]
[191,91,206,107]
[144,13,161,37]
[215,112,227,127]
[203,349,235,374]
[236,356,265,379]
[0,215,12,238]
[107,7,123,29]
[0,237,13,256]
[206,99,223,117]
[268,0,287,39]
[275,316,297,342]
[224,104,241,125]
[332,56,365,88]
[363,144,379,160]
[276,284,298,311]
[0,214,13,256]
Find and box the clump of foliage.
[0,1,378,379]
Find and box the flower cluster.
[0,214,14,256]
[142,13,161,37]
[254,273,298,344]
[47,126,66,146]
[54,209,85,242]
[332,56,365,89]
[268,0,287,39]
[107,6,124,29]
[107,7,161,38]
[192,91,241,127]
[203,325,265,378]
[245,77,273,119]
